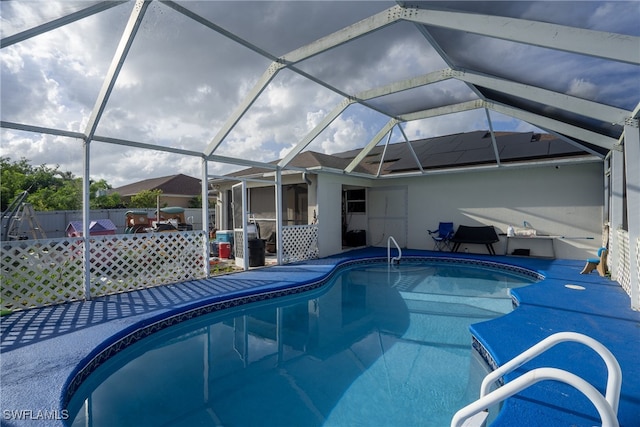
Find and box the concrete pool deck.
[1,248,638,426]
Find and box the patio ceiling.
[1,1,639,179]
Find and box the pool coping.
[1,248,638,426]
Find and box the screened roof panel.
[1,1,638,184]
[409,1,640,36]
[0,1,109,39]
[423,26,640,112]
[177,1,394,58]
[479,87,623,143]
[0,3,132,131]
[295,21,446,95]
[216,69,344,161]
[303,103,393,156]
[365,79,478,117]
[94,2,273,151]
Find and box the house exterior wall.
[315,173,370,258]
[367,185,408,248]
[315,162,603,260]
[395,162,603,259]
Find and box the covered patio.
[1,1,639,426]
[2,249,639,426]
[3,0,637,307]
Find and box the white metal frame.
[1,1,638,306]
[451,332,622,427]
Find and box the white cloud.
[1,1,635,188]
[566,78,599,100]
[311,115,369,154]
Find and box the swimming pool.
[67,260,538,426]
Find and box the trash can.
[219,242,231,259]
[345,230,366,247]
[248,238,265,267]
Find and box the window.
[345,188,366,214]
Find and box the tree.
[90,179,123,209]
[129,189,164,208]
[28,179,82,211]
[1,157,120,211]
[1,157,31,211]
[188,195,202,208]
[1,157,75,211]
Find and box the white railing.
[1,231,208,311]
[387,236,402,264]
[451,332,622,427]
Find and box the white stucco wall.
[315,173,371,258]
[400,162,604,259]
[316,161,604,260]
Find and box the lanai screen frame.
[1,1,639,306]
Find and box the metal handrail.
[387,236,401,264]
[451,332,622,427]
[451,367,619,427]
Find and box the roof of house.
[111,174,202,197]
[223,130,594,180]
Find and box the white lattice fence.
[616,229,631,297]
[636,237,640,307]
[282,224,319,263]
[234,230,243,259]
[1,231,208,311]
[1,238,84,311]
[90,231,207,297]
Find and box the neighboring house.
[211,130,603,260]
[110,174,202,208]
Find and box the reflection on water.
[68,263,536,427]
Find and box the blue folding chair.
[428,222,454,251]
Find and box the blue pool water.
[67,261,538,426]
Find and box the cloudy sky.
[1,1,638,187]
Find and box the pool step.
[400,299,498,347]
[400,291,511,317]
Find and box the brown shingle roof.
[111,174,201,196]
[223,131,593,180]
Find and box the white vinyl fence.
[282,224,319,263]
[233,224,319,264]
[1,225,320,312]
[1,231,208,311]
[609,228,640,309]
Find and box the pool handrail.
[450,367,619,427]
[387,236,401,264]
[451,331,622,427]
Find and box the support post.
[275,167,283,265]
[201,158,210,277]
[82,138,91,301]
[241,180,249,271]
[609,148,624,280]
